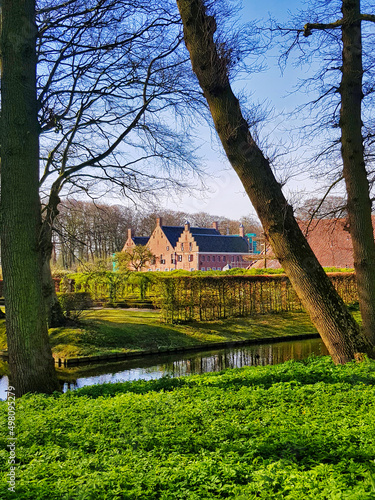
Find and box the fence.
[155,273,358,323]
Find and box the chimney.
[127,228,132,241]
[212,221,219,231]
[184,220,190,231]
[156,217,163,227]
[239,223,245,238]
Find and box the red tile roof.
[251,216,375,269]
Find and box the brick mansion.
[122,217,251,271]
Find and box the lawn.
[0,309,361,358]
[1,356,374,499]
[48,309,322,358]
[0,308,361,360]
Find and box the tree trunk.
[40,189,67,328]
[0,0,60,395]
[339,0,375,345]
[42,243,66,328]
[176,0,373,363]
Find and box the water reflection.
[0,337,328,399]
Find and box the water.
[0,337,328,399]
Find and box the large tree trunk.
[339,0,375,345]
[176,0,373,363]
[0,0,60,395]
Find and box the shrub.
[57,292,93,320]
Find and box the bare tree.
[35,0,206,325]
[280,0,375,344]
[176,0,373,363]
[0,0,59,395]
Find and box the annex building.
[122,217,251,271]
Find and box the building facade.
[122,217,251,271]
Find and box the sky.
[159,0,337,221]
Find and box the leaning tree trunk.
[40,189,67,328]
[176,0,373,363]
[0,0,60,395]
[42,237,66,328]
[339,0,375,345]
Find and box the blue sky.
[162,0,335,220]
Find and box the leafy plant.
[1,357,375,499]
[57,292,93,321]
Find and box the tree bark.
[339,0,375,345]
[176,0,373,363]
[41,189,67,328]
[0,0,60,395]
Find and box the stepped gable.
[192,234,250,253]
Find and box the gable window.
[181,243,184,251]
[166,246,169,251]
[189,242,192,251]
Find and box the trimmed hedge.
[155,273,358,323]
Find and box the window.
[188,255,193,262]
[212,267,216,271]
[223,256,226,262]
[201,267,205,271]
[189,242,192,251]
[190,268,195,272]
[171,255,175,264]
[165,268,169,272]
[202,256,205,262]
[181,243,184,251]
[178,255,182,262]
[207,267,211,271]
[207,256,210,262]
[212,256,215,262]
[217,256,221,262]
[166,246,169,251]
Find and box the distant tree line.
[51,199,261,270]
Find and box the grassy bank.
[1,356,375,499]
[48,309,323,359]
[0,308,361,360]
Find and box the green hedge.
[156,273,358,323]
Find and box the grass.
[0,308,361,360]
[1,356,375,499]
[49,309,322,358]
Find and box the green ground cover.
[1,356,374,499]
